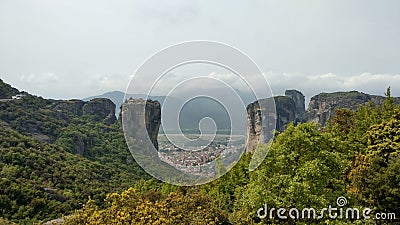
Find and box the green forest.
[0,79,399,224]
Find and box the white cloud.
[7,70,400,103]
[266,72,400,104]
[1,1,399,100]
[20,73,59,84]
[14,73,131,99]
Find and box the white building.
[12,94,25,100]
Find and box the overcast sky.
[1,0,399,102]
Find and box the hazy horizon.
[1,0,399,100]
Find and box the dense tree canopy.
[0,93,149,224]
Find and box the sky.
[1,0,399,103]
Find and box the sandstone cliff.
[245,89,400,152]
[52,100,85,117]
[82,98,116,125]
[52,98,116,125]
[121,99,161,150]
[285,89,305,121]
[245,96,296,152]
[304,91,400,126]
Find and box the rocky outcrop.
[53,100,85,116]
[246,100,264,153]
[82,98,116,125]
[121,99,161,150]
[116,89,400,153]
[304,91,400,126]
[43,216,71,225]
[246,96,296,152]
[285,89,305,121]
[245,89,400,152]
[274,96,297,131]
[51,98,117,125]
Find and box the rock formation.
[53,100,85,116]
[52,98,117,125]
[246,96,296,152]
[285,89,305,121]
[245,90,400,152]
[117,90,400,153]
[304,91,400,126]
[246,100,264,153]
[82,98,116,125]
[274,96,297,131]
[121,99,161,150]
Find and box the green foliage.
[230,123,348,224]
[327,87,398,155]
[0,126,148,224]
[348,109,400,212]
[0,79,19,99]
[55,117,148,178]
[1,82,399,225]
[204,153,252,212]
[0,94,67,139]
[0,217,17,225]
[0,92,149,224]
[330,108,355,134]
[62,188,228,225]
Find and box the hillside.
[0,79,20,99]
[0,80,149,224]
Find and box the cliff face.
[274,96,297,132]
[244,90,400,152]
[53,100,85,117]
[52,98,116,125]
[304,91,400,126]
[121,99,161,150]
[246,96,296,152]
[246,100,263,153]
[285,89,305,121]
[82,98,116,125]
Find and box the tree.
[63,188,228,225]
[231,123,348,224]
[348,109,400,212]
[330,108,355,134]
